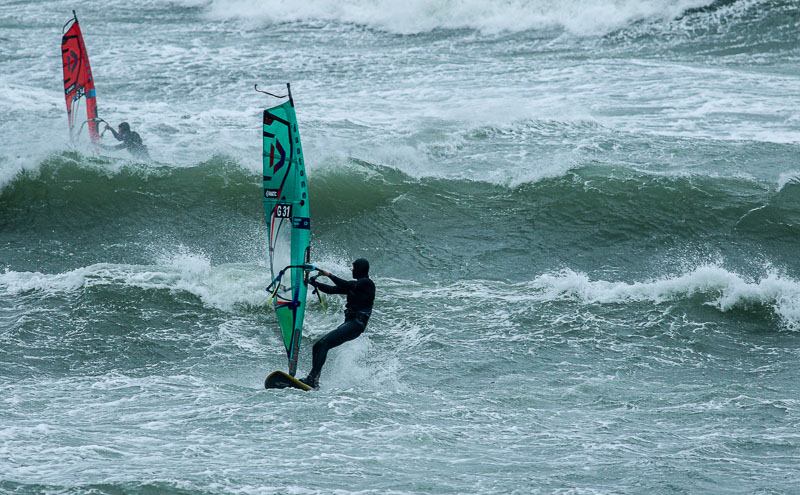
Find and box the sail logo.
[270,140,286,173]
[67,51,79,73]
[293,217,310,229]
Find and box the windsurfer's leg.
[308,319,365,380]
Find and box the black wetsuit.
[104,127,150,159]
[309,269,375,381]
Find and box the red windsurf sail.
[61,11,100,145]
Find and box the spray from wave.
[193,0,713,35]
[0,252,268,313]
[532,264,800,331]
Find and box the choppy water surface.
[1,0,800,493]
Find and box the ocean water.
[1,0,800,493]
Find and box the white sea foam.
[777,171,800,192]
[532,265,800,331]
[0,255,268,313]
[0,84,69,190]
[194,0,712,35]
[384,264,800,331]
[0,155,38,194]
[0,246,360,314]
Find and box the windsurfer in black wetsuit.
[300,258,376,389]
[102,122,150,159]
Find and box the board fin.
[264,370,311,391]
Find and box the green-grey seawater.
[1,0,799,493]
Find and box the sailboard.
[261,83,312,383]
[61,10,102,147]
[264,370,312,391]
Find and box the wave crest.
[533,265,800,330]
[0,254,268,313]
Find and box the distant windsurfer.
[102,122,150,159]
[300,258,375,389]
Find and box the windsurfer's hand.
[318,269,329,277]
[104,124,110,130]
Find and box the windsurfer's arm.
[314,281,346,294]
[328,273,356,291]
[314,270,353,294]
[105,125,122,141]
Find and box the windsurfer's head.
[118,122,131,134]
[352,258,369,278]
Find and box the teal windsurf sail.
[262,84,311,377]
